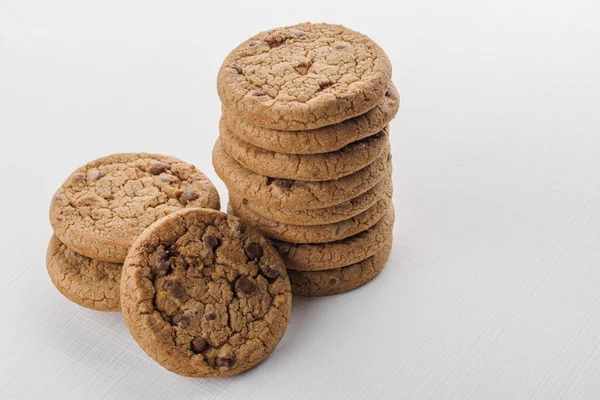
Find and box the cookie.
[50,153,220,263]
[46,235,121,311]
[288,236,392,297]
[120,208,292,378]
[222,83,399,155]
[234,176,392,226]
[220,118,389,181]
[213,139,391,210]
[275,205,394,271]
[217,22,392,130]
[228,194,390,244]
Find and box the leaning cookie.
[222,83,399,155]
[288,236,392,297]
[120,208,292,378]
[50,153,220,263]
[218,22,392,130]
[46,235,121,311]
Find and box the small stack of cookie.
[47,153,221,311]
[214,23,398,296]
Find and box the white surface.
[1,0,600,399]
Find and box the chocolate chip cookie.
[217,22,392,130]
[120,208,292,378]
[228,194,390,244]
[288,236,392,297]
[46,235,121,311]
[275,205,394,271]
[222,83,399,155]
[232,176,392,226]
[50,153,220,263]
[220,118,389,181]
[213,139,391,210]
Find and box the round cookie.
[220,118,389,181]
[217,22,392,131]
[120,208,292,378]
[213,139,391,210]
[50,153,220,263]
[288,237,392,297]
[233,176,392,226]
[46,235,121,311]
[228,194,390,244]
[222,83,399,155]
[274,205,394,271]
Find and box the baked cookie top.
[120,208,292,378]
[49,153,220,263]
[217,22,392,130]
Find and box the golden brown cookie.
[231,176,392,226]
[228,194,390,244]
[217,22,392,130]
[50,153,220,263]
[289,236,392,296]
[213,139,391,210]
[222,83,399,154]
[275,205,394,271]
[120,208,292,378]
[46,235,121,311]
[220,118,389,181]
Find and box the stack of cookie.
[47,153,221,311]
[214,23,398,296]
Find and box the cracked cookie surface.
[274,205,394,271]
[220,118,389,181]
[217,22,392,130]
[120,208,291,378]
[233,176,392,226]
[223,83,399,154]
[50,153,220,263]
[228,194,390,244]
[288,236,392,297]
[46,235,121,311]
[213,139,391,210]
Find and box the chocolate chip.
[318,79,332,90]
[180,191,199,204]
[328,278,337,285]
[259,264,280,279]
[157,251,171,274]
[205,311,217,321]
[204,235,219,250]
[277,243,291,255]
[385,87,395,97]
[191,337,208,353]
[150,162,170,175]
[230,66,242,74]
[387,153,392,162]
[248,41,257,47]
[242,198,248,205]
[244,242,263,260]
[251,90,266,97]
[334,43,347,50]
[171,282,184,298]
[234,223,246,235]
[215,356,236,368]
[171,314,190,328]
[235,276,257,295]
[273,179,293,190]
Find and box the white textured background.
[2,0,600,399]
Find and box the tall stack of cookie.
[214,23,397,296]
